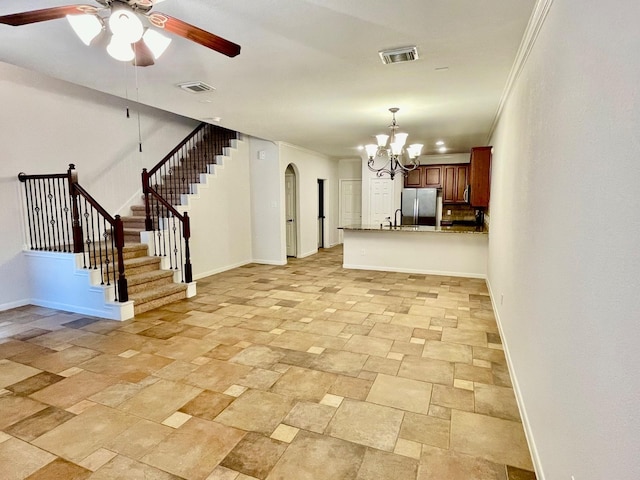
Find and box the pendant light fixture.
[364,108,423,180]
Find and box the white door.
[285,170,297,257]
[340,179,362,242]
[369,178,394,225]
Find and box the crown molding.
[487,0,555,141]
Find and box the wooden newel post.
[114,215,129,302]
[68,164,84,254]
[141,168,154,231]
[183,212,193,283]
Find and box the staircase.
[117,124,237,315]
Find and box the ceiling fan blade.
[0,5,97,26]
[132,40,155,67]
[148,12,240,58]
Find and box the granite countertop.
[339,224,488,235]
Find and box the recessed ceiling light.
[202,116,222,122]
[436,140,445,146]
[438,146,447,153]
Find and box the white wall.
[249,138,283,264]
[0,62,197,310]
[279,143,339,259]
[487,1,640,479]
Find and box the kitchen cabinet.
[403,165,442,188]
[468,146,492,207]
[443,165,469,204]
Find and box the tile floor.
[0,246,536,480]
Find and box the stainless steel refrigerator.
[401,188,437,226]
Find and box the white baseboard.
[486,278,544,480]
[252,259,287,266]
[193,259,253,280]
[28,298,134,321]
[342,263,487,279]
[0,298,30,312]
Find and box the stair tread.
[129,282,188,304]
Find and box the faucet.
[394,208,402,227]
[385,216,393,228]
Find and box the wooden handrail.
[147,123,204,177]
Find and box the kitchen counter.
[340,223,488,278]
[340,224,488,234]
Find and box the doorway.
[318,179,325,249]
[285,165,297,257]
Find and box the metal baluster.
[35,178,44,250]
[24,179,35,250]
[171,214,179,271]
[50,178,61,251]
[61,179,71,252]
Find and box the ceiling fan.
[0,0,241,66]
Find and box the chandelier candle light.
[365,108,423,180]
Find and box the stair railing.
[18,164,128,302]
[141,123,237,284]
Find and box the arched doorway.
[285,165,298,257]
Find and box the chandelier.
[365,108,423,180]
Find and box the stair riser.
[88,249,147,264]
[128,275,175,294]
[107,261,161,281]
[134,290,187,315]
[122,220,147,229]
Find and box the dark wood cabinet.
[443,165,468,204]
[403,165,442,188]
[468,146,492,207]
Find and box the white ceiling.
[0,0,536,158]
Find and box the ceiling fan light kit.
[365,108,422,180]
[0,0,241,67]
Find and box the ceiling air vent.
[378,46,419,65]
[178,81,216,93]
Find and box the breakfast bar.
[339,224,489,278]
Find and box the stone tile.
[455,363,494,384]
[118,379,202,422]
[506,465,537,480]
[474,383,521,421]
[344,335,393,357]
[266,430,365,480]
[441,328,488,347]
[28,346,101,374]
[5,405,75,442]
[309,349,368,377]
[87,382,145,407]
[142,417,245,480]
[492,363,514,388]
[422,341,472,364]
[179,390,235,420]
[78,448,117,471]
[320,393,344,407]
[89,454,183,479]
[216,390,295,435]
[105,419,173,460]
[0,359,41,388]
[29,370,118,409]
[225,384,249,397]
[329,375,373,400]
[326,399,404,451]
[6,371,65,396]
[238,368,282,390]
[367,373,432,414]
[450,410,534,470]
[78,352,172,382]
[153,360,200,381]
[283,401,336,433]
[24,458,91,480]
[207,466,241,480]
[356,447,418,480]
[398,356,454,386]
[162,411,192,428]
[393,438,422,460]
[391,340,424,356]
[221,432,288,479]
[32,404,138,462]
[229,346,286,369]
[0,437,56,480]
[271,366,336,401]
[185,359,253,392]
[400,411,450,449]
[431,384,475,411]
[368,323,414,342]
[0,394,48,429]
[363,356,400,375]
[418,445,507,480]
[269,424,299,443]
[389,313,431,329]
